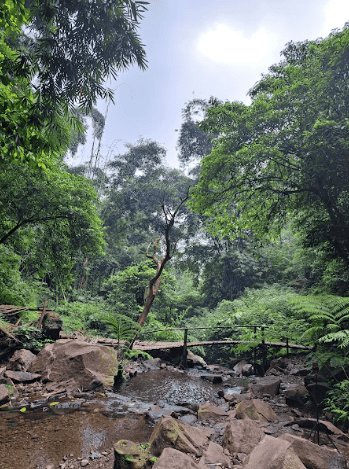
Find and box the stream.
[0,368,243,469]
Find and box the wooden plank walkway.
[97,339,312,351]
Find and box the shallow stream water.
[0,368,243,469]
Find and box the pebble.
[81,460,89,467]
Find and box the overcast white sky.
[67,0,349,169]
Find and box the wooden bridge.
[97,324,313,369]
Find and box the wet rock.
[42,311,63,340]
[45,378,79,394]
[197,402,229,420]
[249,377,281,397]
[223,393,244,405]
[187,351,207,368]
[244,435,306,469]
[279,433,347,469]
[198,441,231,468]
[284,385,309,406]
[270,357,289,370]
[7,349,36,372]
[306,381,330,406]
[114,440,152,469]
[178,414,197,425]
[200,374,223,384]
[149,415,211,457]
[4,370,41,383]
[287,418,344,436]
[242,364,254,376]
[235,399,279,423]
[146,408,174,423]
[142,358,162,370]
[153,448,200,469]
[0,383,10,405]
[223,418,265,455]
[233,360,250,376]
[28,339,119,391]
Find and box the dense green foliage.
[3,11,349,424]
[191,26,349,270]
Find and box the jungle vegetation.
[2,1,349,422]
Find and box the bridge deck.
[131,339,312,351]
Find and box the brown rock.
[279,433,347,469]
[45,378,78,394]
[197,402,229,420]
[245,435,306,469]
[222,418,265,455]
[187,351,207,368]
[0,384,10,405]
[269,357,289,370]
[114,440,152,469]
[28,339,119,391]
[289,418,344,435]
[198,441,231,468]
[235,399,278,423]
[7,349,36,371]
[233,360,250,376]
[42,311,63,340]
[284,385,309,405]
[149,416,210,457]
[242,364,253,376]
[4,370,41,383]
[153,448,200,469]
[249,377,281,396]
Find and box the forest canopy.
[191,26,349,269]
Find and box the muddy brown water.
[0,368,237,469]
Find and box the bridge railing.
[140,324,267,369]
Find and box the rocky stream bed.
[1,338,349,469]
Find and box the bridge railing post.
[253,326,257,374]
[261,326,266,373]
[182,328,188,368]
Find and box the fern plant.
[101,313,140,345]
[291,295,349,347]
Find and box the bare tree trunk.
[129,196,188,348]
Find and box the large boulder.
[279,433,347,469]
[235,399,279,423]
[245,435,306,469]
[153,448,200,469]
[222,418,265,455]
[28,339,119,391]
[149,416,211,457]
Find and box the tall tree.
[191,26,349,269]
[1,0,148,166]
[0,160,104,290]
[177,98,213,176]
